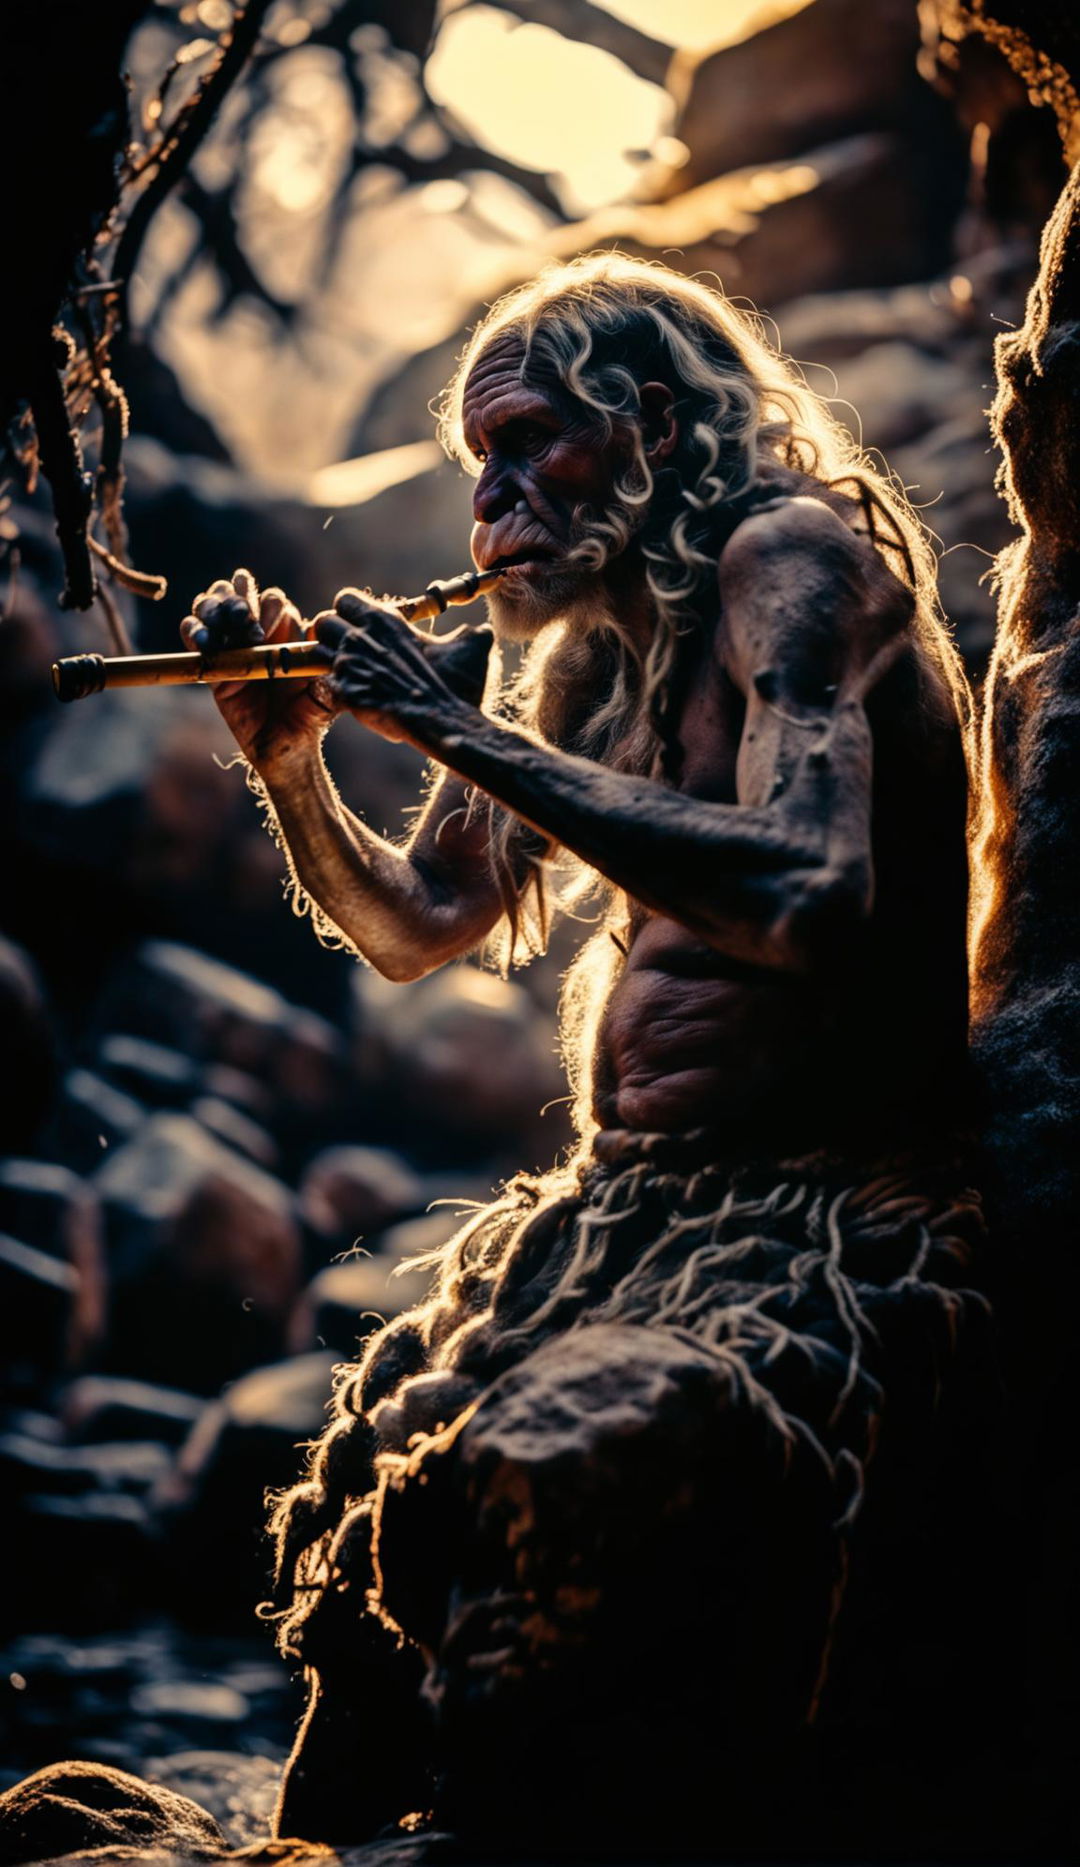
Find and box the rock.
[0,575,59,729]
[0,1234,79,1400]
[0,1759,224,1864]
[0,1160,96,1261]
[297,1145,425,1259]
[102,941,287,1071]
[777,279,966,364]
[201,1062,275,1124]
[46,1069,145,1176]
[891,407,1011,670]
[377,966,564,1164]
[95,1113,302,1392]
[0,1434,169,1498]
[0,938,57,1154]
[8,1494,157,1628]
[187,1096,279,1171]
[156,1353,337,1618]
[144,1750,279,1848]
[377,1324,837,1853]
[97,1034,200,1108]
[97,945,351,1157]
[270,1007,348,1118]
[825,340,976,450]
[59,1376,203,1448]
[130,1679,248,1727]
[0,1162,106,1366]
[290,1220,448,1356]
[662,0,925,192]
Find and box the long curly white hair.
[437,253,964,994]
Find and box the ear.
[639,381,678,464]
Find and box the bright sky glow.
[426,7,671,213]
[593,0,816,52]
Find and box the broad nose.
[472,455,519,525]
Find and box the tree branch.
[113,0,276,332]
[482,0,672,88]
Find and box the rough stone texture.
[970,155,1080,1234]
[0,1761,224,1864]
[374,1322,841,1855]
[951,9,1080,1840]
[143,1754,279,1851]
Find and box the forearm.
[257,748,453,980]
[420,703,848,969]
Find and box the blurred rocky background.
[0,0,1070,1852]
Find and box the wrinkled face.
[462,334,626,640]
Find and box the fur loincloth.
[274,1132,992,1644]
[270,1133,1002,1847]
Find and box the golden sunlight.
[426,6,671,212]
[594,0,817,51]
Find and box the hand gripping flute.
[51,567,504,702]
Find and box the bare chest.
[665,647,743,802]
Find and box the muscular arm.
[261,750,506,982]
[330,499,913,974]
[184,573,512,983]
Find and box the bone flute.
[51,567,504,703]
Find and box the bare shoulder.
[717,493,916,701]
[719,493,903,587]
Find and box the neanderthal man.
[188,256,998,1852]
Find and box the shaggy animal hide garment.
[274,1135,1000,1849]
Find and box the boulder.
[97,1033,200,1108]
[825,340,975,450]
[45,1069,145,1176]
[0,1234,79,1400]
[155,1352,337,1618]
[775,278,966,365]
[59,1375,203,1448]
[298,1144,425,1260]
[144,1750,279,1849]
[891,407,1012,670]
[289,1215,454,1358]
[377,966,564,1165]
[0,1433,169,1499]
[0,1760,224,1865]
[99,941,287,1071]
[662,0,925,193]
[0,1162,106,1365]
[0,938,57,1154]
[0,1160,97,1260]
[561,132,958,311]
[6,1493,158,1628]
[187,1094,279,1169]
[377,1324,836,1854]
[95,1113,302,1392]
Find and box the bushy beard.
[483,486,644,645]
[483,557,608,644]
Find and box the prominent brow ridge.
[464,395,560,455]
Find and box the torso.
[589,509,972,1158]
